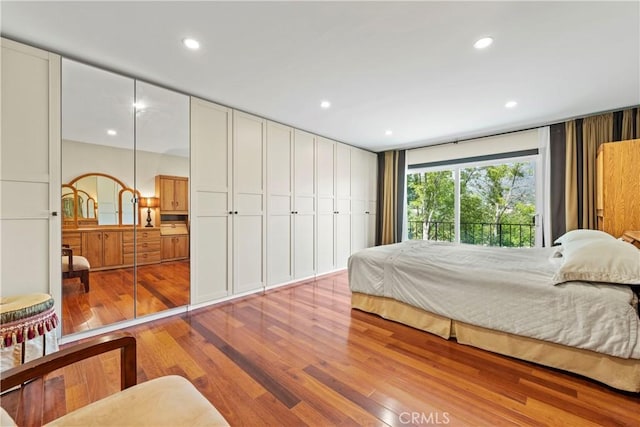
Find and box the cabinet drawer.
[122,229,160,243]
[123,251,161,265]
[123,241,161,254]
[62,232,82,251]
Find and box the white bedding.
[348,240,640,359]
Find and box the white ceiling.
[2,1,639,152]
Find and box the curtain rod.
[405,104,639,151]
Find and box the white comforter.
[348,240,640,359]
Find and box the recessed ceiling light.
[505,100,518,108]
[385,130,393,136]
[182,38,200,50]
[320,100,331,109]
[474,37,494,49]
[107,129,117,136]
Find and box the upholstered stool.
[0,293,59,372]
[62,247,90,292]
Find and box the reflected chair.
[61,245,90,292]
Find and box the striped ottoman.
[0,293,59,372]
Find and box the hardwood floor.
[4,272,639,426]
[62,260,190,334]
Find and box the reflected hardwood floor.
[62,260,190,335]
[6,272,639,426]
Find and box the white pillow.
[554,229,615,245]
[552,238,640,285]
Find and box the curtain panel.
[376,150,406,245]
[562,107,638,233]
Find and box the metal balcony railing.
[408,220,535,247]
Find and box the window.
[407,156,538,247]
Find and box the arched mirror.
[119,188,139,225]
[63,173,141,227]
[61,59,190,336]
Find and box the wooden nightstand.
[621,230,640,249]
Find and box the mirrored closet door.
[134,81,190,318]
[61,59,190,336]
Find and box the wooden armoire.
[596,139,640,237]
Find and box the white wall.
[62,139,188,197]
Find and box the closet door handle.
[228,211,233,214]
[234,211,238,214]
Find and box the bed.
[348,230,640,392]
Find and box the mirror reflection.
[135,81,190,318]
[61,59,190,336]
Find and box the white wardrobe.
[0,39,61,303]
[0,36,378,322]
[191,97,378,306]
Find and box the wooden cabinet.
[156,175,188,214]
[161,235,189,261]
[123,229,161,265]
[83,230,123,269]
[62,231,82,254]
[596,139,640,237]
[63,228,162,270]
[621,231,640,249]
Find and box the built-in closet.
[1,37,378,335]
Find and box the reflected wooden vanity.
[63,226,161,271]
[62,172,189,271]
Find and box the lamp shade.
[139,197,159,208]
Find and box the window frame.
[406,152,541,247]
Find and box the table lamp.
[139,197,159,227]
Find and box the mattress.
[348,240,640,359]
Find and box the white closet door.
[190,98,233,302]
[350,148,367,201]
[1,39,60,298]
[335,143,351,269]
[350,148,368,253]
[266,121,293,285]
[233,111,266,294]
[351,199,367,254]
[293,130,315,279]
[316,137,336,274]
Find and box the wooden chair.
[0,334,230,426]
[61,245,90,292]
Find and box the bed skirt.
[351,292,640,392]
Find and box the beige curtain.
[379,150,405,245]
[621,109,635,140]
[581,113,613,229]
[564,121,578,231]
[381,151,398,244]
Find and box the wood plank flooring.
[62,260,190,334]
[4,272,639,426]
